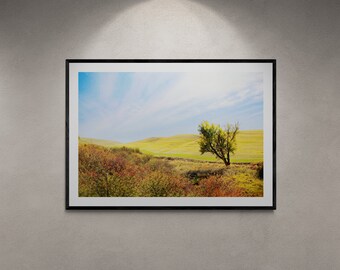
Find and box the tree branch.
[208,141,224,160]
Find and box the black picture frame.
[66,59,276,210]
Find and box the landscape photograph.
[78,71,264,198]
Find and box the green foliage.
[198,121,239,166]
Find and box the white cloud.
[79,72,263,141]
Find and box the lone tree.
[198,121,240,167]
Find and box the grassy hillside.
[79,137,121,147]
[79,130,263,163]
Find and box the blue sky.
[79,72,263,142]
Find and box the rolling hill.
[79,137,121,147]
[79,130,263,163]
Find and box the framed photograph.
[66,59,276,209]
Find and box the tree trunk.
[222,155,230,167]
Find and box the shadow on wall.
[191,0,340,60]
[2,0,293,62]
[0,0,150,60]
[2,0,338,60]
[67,0,339,59]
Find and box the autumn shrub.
[78,144,186,197]
[79,144,133,196]
[103,174,135,197]
[145,158,174,174]
[78,143,261,197]
[197,176,245,197]
[135,171,186,197]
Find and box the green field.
[79,130,263,163]
[79,137,121,147]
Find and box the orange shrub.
[78,143,257,197]
[197,176,245,197]
[78,144,190,197]
[135,171,188,197]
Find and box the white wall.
[1,0,339,269]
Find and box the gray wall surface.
[1,0,340,269]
